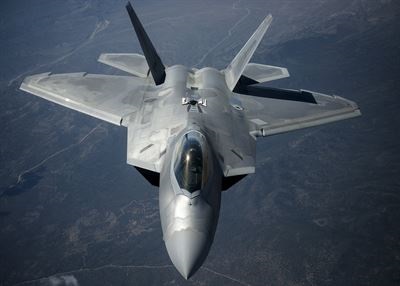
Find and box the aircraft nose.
[165,229,208,279]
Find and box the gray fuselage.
[157,65,234,278]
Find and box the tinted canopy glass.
[174,132,208,193]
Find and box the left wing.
[235,90,361,136]
[20,72,148,126]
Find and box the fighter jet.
[20,2,361,279]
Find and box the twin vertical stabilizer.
[126,2,166,85]
[224,15,273,91]
[125,1,272,91]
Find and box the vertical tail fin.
[126,2,166,85]
[224,15,273,91]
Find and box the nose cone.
[165,229,209,279]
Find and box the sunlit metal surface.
[19,1,361,280]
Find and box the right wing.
[235,91,361,136]
[20,72,148,126]
[20,72,172,173]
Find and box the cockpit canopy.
[174,131,208,193]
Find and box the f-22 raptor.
[20,2,361,279]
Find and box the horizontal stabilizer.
[235,86,317,104]
[224,15,273,91]
[98,53,149,78]
[242,63,289,84]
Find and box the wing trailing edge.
[234,85,318,104]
